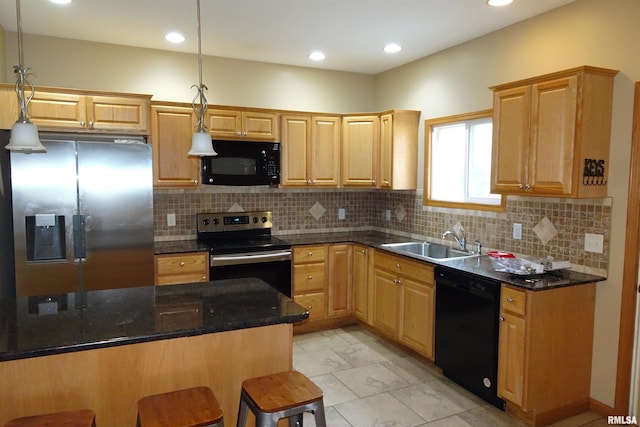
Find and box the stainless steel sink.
[380,241,480,262]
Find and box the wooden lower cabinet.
[353,244,373,325]
[154,252,209,285]
[293,244,355,331]
[373,251,434,359]
[497,283,596,426]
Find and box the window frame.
[423,109,506,212]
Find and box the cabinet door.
[342,115,379,187]
[311,116,341,187]
[373,268,399,337]
[27,91,87,130]
[399,277,434,359]
[86,95,150,134]
[327,244,352,317]
[497,311,526,406]
[281,114,310,186]
[353,245,370,323]
[491,85,531,194]
[528,76,578,195]
[207,109,242,138]
[243,111,279,141]
[150,105,200,188]
[379,113,393,189]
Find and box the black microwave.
[202,140,281,186]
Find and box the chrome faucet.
[442,230,466,251]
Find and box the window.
[424,110,505,211]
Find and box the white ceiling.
[0,0,577,75]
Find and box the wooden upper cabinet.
[281,114,340,187]
[206,109,279,141]
[342,115,380,187]
[0,84,151,135]
[379,110,420,190]
[150,103,201,188]
[491,66,618,198]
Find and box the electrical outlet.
[167,213,176,227]
[513,223,522,240]
[385,210,391,221]
[584,233,604,253]
[338,208,346,220]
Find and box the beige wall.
[374,0,639,407]
[0,25,5,82]
[2,34,375,113]
[2,0,637,408]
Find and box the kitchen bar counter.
[0,278,308,362]
[0,278,307,426]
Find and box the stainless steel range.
[196,211,292,297]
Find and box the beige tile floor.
[293,324,607,427]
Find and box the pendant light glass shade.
[187,0,217,157]
[188,130,217,156]
[5,0,46,153]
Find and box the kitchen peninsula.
[0,278,308,426]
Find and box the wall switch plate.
[385,210,391,221]
[167,213,176,227]
[584,233,604,253]
[513,223,522,240]
[338,208,346,220]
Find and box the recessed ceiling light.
[49,0,72,4]
[384,43,402,54]
[308,51,326,61]
[165,32,186,43]
[487,0,514,6]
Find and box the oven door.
[210,249,291,297]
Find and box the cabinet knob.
[307,275,313,280]
[372,180,376,185]
[80,121,86,127]
[306,305,312,311]
[361,249,366,254]
[307,252,313,256]
[201,276,207,280]
[307,180,312,185]
[236,131,242,136]
[396,263,401,269]
[179,262,185,266]
[384,180,390,185]
[507,296,514,302]
[518,184,525,189]
[88,121,95,129]
[499,316,505,322]
[525,184,531,190]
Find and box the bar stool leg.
[287,413,302,427]
[313,399,326,427]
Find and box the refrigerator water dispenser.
[25,214,66,261]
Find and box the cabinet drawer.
[294,293,325,321]
[156,273,209,286]
[501,286,527,316]
[293,245,326,263]
[375,251,433,284]
[155,253,209,276]
[293,263,326,293]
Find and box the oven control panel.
[197,211,273,233]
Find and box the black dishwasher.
[434,266,505,410]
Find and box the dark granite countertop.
[0,278,308,362]
[154,240,211,254]
[155,231,606,291]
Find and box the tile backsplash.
[154,187,610,274]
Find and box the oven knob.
[253,217,259,223]
[213,218,220,225]
[261,216,268,223]
[202,218,210,226]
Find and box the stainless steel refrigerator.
[7,133,154,297]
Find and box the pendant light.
[187,0,217,156]
[5,0,46,153]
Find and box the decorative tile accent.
[309,201,326,220]
[228,203,244,212]
[394,204,406,222]
[533,216,558,245]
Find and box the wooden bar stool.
[137,386,224,427]
[5,409,96,427]
[237,371,326,427]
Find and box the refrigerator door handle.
[73,214,87,261]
